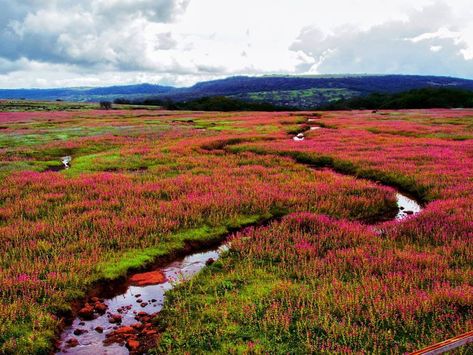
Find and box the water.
[62,156,72,169]
[395,193,422,220]
[293,126,320,142]
[56,145,423,353]
[57,245,228,354]
[46,156,72,172]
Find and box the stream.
[56,122,423,354]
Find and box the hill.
[2,75,473,109]
[0,84,173,102]
[323,87,473,110]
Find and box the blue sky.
[1,0,473,88]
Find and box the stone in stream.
[73,328,88,336]
[95,326,104,333]
[108,314,122,324]
[206,258,215,266]
[129,271,166,286]
[113,326,135,335]
[94,301,108,314]
[78,304,95,320]
[66,338,79,348]
[131,323,144,330]
[127,339,140,352]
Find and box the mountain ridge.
[2,74,473,109]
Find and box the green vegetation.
[134,96,296,111]
[324,88,473,110]
[1,105,472,354]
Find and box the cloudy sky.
[1,0,473,88]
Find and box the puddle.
[62,156,72,169]
[57,245,228,354]
[395,193,422,220]
[46,156,72,172]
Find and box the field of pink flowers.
[0,106,471,353]
[157,109,473,353]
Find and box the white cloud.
[290,2,473,78]
[1,0,473,88]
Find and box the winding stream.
[56,122,423,354]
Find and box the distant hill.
[2,75,473,109]
[0,84,174,102]
[323,87,473,110]
[159,75,473,109]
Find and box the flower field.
[0,105,472,353]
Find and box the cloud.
[1,0,473,88]
[290,2,473,78]
[0,0,190,70]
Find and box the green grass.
[0,213,270,355]
[94,213,271,281]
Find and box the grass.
[98,214,268,281]
[0,105,472,353]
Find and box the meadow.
[0,102,471,353]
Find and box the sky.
[1,0,473,88]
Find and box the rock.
[73,328,88,336]
[405,210,414,215]
[66,338,79,348]
[127,339,140,351]
[205,258,215,266]
[129,271,166,286]
[94,302,108,314]
[134,294,141,298]
[113,326,135,335]
[151,299,157,303]
[90,297,99,303]
[78,304,95,320]
[140,302,148,307]
[131,323,143,330]
[144,330,157,336]
[136,299,143,303]
[108,314,122,324]
[95,326,104,333]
